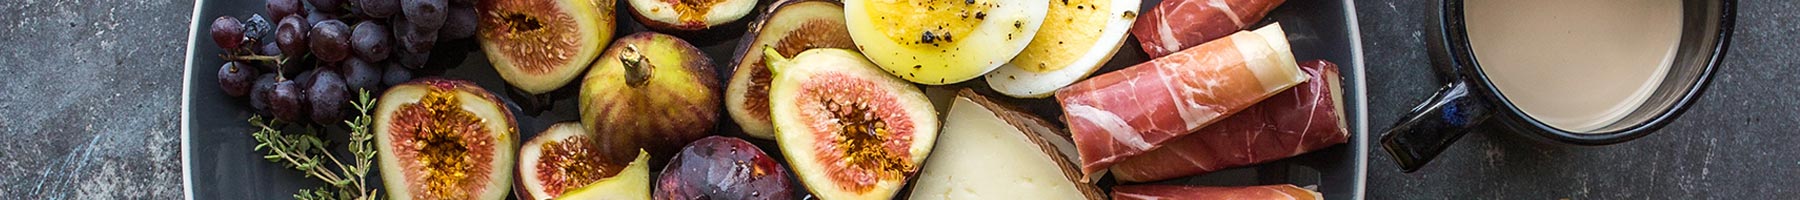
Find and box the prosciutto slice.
[1132,0,1286,58]
[1110,60,1349,182]
[1112,184,1321,200]
[1056,24,1304,180]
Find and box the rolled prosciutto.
[1112,184,1321,200]
[1110,60,1349,182]
[1056,24,1304,180]
[1132,0,1287,58]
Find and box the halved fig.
[579,32,721,167]
[625,0,756,32]
[554,149,653,200]
[763,47,939,200]
[374,78,519,200]
[514,122,630,200]
[724,0,856,139]
[476,0,614,94]
[655,136,796,199]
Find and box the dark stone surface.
[1359,0,1800,198]
[0,0,193,199]
[1,0,1794,199]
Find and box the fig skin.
[724,0,855,140]
[373,78,519,200]
[476,0,614,94]
[764,48,939,200]
[655,136,796,200]
[579,32,721,168]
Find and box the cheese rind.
[909,90,1102,200]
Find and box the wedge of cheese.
[908,89,1104,200]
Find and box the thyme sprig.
[250,90,382,200]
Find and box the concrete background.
[0,0,1793,199]
[0,0,191,199]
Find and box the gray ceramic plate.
[181,0,1367,199]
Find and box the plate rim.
[179,0,205,199]
[1340,0,1370,199]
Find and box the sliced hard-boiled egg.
[986,0,1139,98]
[844,0,1049,85]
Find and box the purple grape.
[357,0,400,18]
[448,0,473,7]
[269,79,309,122]
[251,74,278,116]
[392,15,438,53]
[439,6,476,40]
[395,48,429,69]
[257,41,282,56]
[341,57,382,91]
[305,9,335,25]
[351,21,392,61]
[308,70,348,124]
[218,62,257,97]
[308,0,348,13]
[402,0,447,31]
[295,69,319,90]
[276,15,311,57]
[382,62,413,86]
[268,0,305,19]
[211,16,245,50]
[310,20,352,62]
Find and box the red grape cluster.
[211,0,477,125]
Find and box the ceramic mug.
[1379,0,1736,172]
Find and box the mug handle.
[1380,79,1495,172]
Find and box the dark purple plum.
[211,16,244,50]
[218,62,257,97]
[308,70,348,124]
[341,57,382,91]
[655,136,796,200]
[310,20,352,62]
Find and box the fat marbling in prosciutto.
[1132,0,1287,58]
[1055,24,1304,180]
[1110,60,1349,182]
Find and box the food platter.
[181,0,1367,198]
